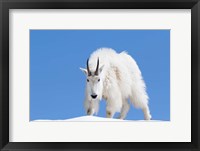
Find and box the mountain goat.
[80,48,151,120]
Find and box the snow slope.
[33,116,159,122]
[34,115,125,121]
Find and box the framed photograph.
[0,0,199,151]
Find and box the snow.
[34,115,125,122]
[33,116,160,122]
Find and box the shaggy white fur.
[80,48,151,120]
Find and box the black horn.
[87,58,91,76]
[95,58,99,75]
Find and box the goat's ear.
[99,65,104,74]
[80,67,88,75]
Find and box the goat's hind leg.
[129,95,152,120]
[142,104,152,120]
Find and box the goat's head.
[80,58,104,100]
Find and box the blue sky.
[30,30,170,121]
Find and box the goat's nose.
[91,94,97,99]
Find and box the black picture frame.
[0,0,200,151]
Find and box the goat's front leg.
[84,99,100,116]
[106,98,122,118]
[118,99,130,119]
[105,87,123,118]
[106,110,115,118]
[87,108,95,115]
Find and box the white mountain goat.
[80,48,151,120]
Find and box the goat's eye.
[98,79,100,82]
[87,79,89,82]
